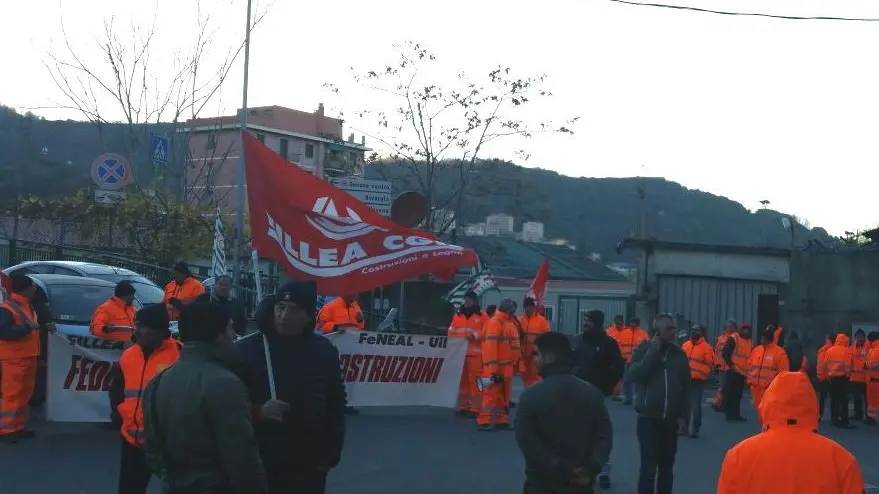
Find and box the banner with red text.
[325,331,467,408]
[46,331,125,422]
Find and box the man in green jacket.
[626,314,690,494]
[142,302,267,494]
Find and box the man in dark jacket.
[721,322,753,422]
[784,330,805,372]
[572,309,624,489]
[236,281,347,494]
[197,275,248,335]
[515,332,612,494]
[626,314,690,494]
[142,301,266,494]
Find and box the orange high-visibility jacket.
[163,277,205,320]
[481,312,517,378]
[606,325,622,343]
[448,311,487,357]
[821,334,853,379]
[518,313,550,359]
[730,334,753,377]
[682,338,715,381]
[116,338,181,447]
[747,343,790,391]
[849,342,869,384]
[0,293,40,360]
[90,296,137,341]
[816,342,833,381]
[715,331,734,371]
[618,326,649,363]
[317,298,365,333]
[717,372,864,494]
[866,341,879,420]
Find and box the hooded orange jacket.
[821,334,853,379]
[717,372,864,494]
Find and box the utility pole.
[232,0,253,295]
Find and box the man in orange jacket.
[518,297,551,387]
[820,333,854,429]
[816,334,834,421]
[747,326,790,413]
[109,303,181,494]
[317,294,364,334]
[865,331,879,425]
[91,281,138,341]
[618,317,649,405]
[477,299,518,432]
[448,291,486,417]
[848,329,869,422]
[606,315,625,400]
[717,371,864,494]
[0,274,39,443]
[162,262,205,321]
[681,324,715,437]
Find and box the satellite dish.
[390,191,428,228]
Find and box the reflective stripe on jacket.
[747,343,790,390]
[117,338,181,447]
[682,338,715,381]
[482,313,518,377]
[448,311,486,357]
[731,334,752,377]
[0,293,40,360]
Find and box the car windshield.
[47,283,117,324]
[131,281,164,306]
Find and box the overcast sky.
[3,0,879,236]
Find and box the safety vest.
[519,313,550,359]
[117,338,181,447]
[618,327,649,363]
[482,313,518,378]
[715,332,733,371]
[682,339,714,381]
[0,293,40,360]
[731,334,752,377]
[748,343,787,390]
[850,344,869,383]
[448,311,486,357]
[824,345,851,378]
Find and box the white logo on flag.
[306,197,388,240]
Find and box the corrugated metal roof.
[451,236,627,281]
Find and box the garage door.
[557,296,628,335]
[657,275,779,342]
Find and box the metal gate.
[657,275,779,343]
[556,295,628,334]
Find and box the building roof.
[451,235,628,281]
[617,237,792,258]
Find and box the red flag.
[526,256,550,309]
[243,132,477,294]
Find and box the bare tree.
[42,1,272,206]
[326,41,577,234]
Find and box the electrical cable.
[602,0,879,22]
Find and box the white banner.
[46,326,467,422]
[326,331,466,408]
[46,329,125,422]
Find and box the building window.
[305,143,315,159]
[256,134,265,144]
[279,138,288,159]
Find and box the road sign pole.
[233,0,253,297]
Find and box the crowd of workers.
[0,263,874,493]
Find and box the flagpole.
[232,0,253,296]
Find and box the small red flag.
[526,256,550,309]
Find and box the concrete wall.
[785,250,879,353]
[650,251,789,283]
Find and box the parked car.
[4,261,165,306]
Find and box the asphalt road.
[2,382,877,493]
